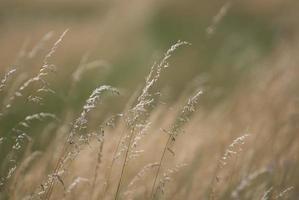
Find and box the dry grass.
[0,1,299,200]
[0,34,298,200]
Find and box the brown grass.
[0,1,299,200]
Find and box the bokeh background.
[1,0,299,199]
[1,0,298,131]
[1,0,298,100]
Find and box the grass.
[0,1,299,200]
[0,33,298,200]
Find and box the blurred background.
[1,0,299,156]
[1,0,299,153]
[1,0,299,199]
[1,0,298,105]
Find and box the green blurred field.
[0,0,297,128]
[1,0,295,111]
[0,0,299,199]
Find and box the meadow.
[0,0,298,199]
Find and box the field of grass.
[0,0,298,199]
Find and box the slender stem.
[114,128,135,200]
[44,142,68,200]
[150,135,171,199]
[101,129,125,199]
[91,141,104,200]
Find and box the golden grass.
[0,1,299,199]
[0,36,298,199]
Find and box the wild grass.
[0,3,299,200]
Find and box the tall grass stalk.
[114,41,190,200]
[150,90,202,198]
